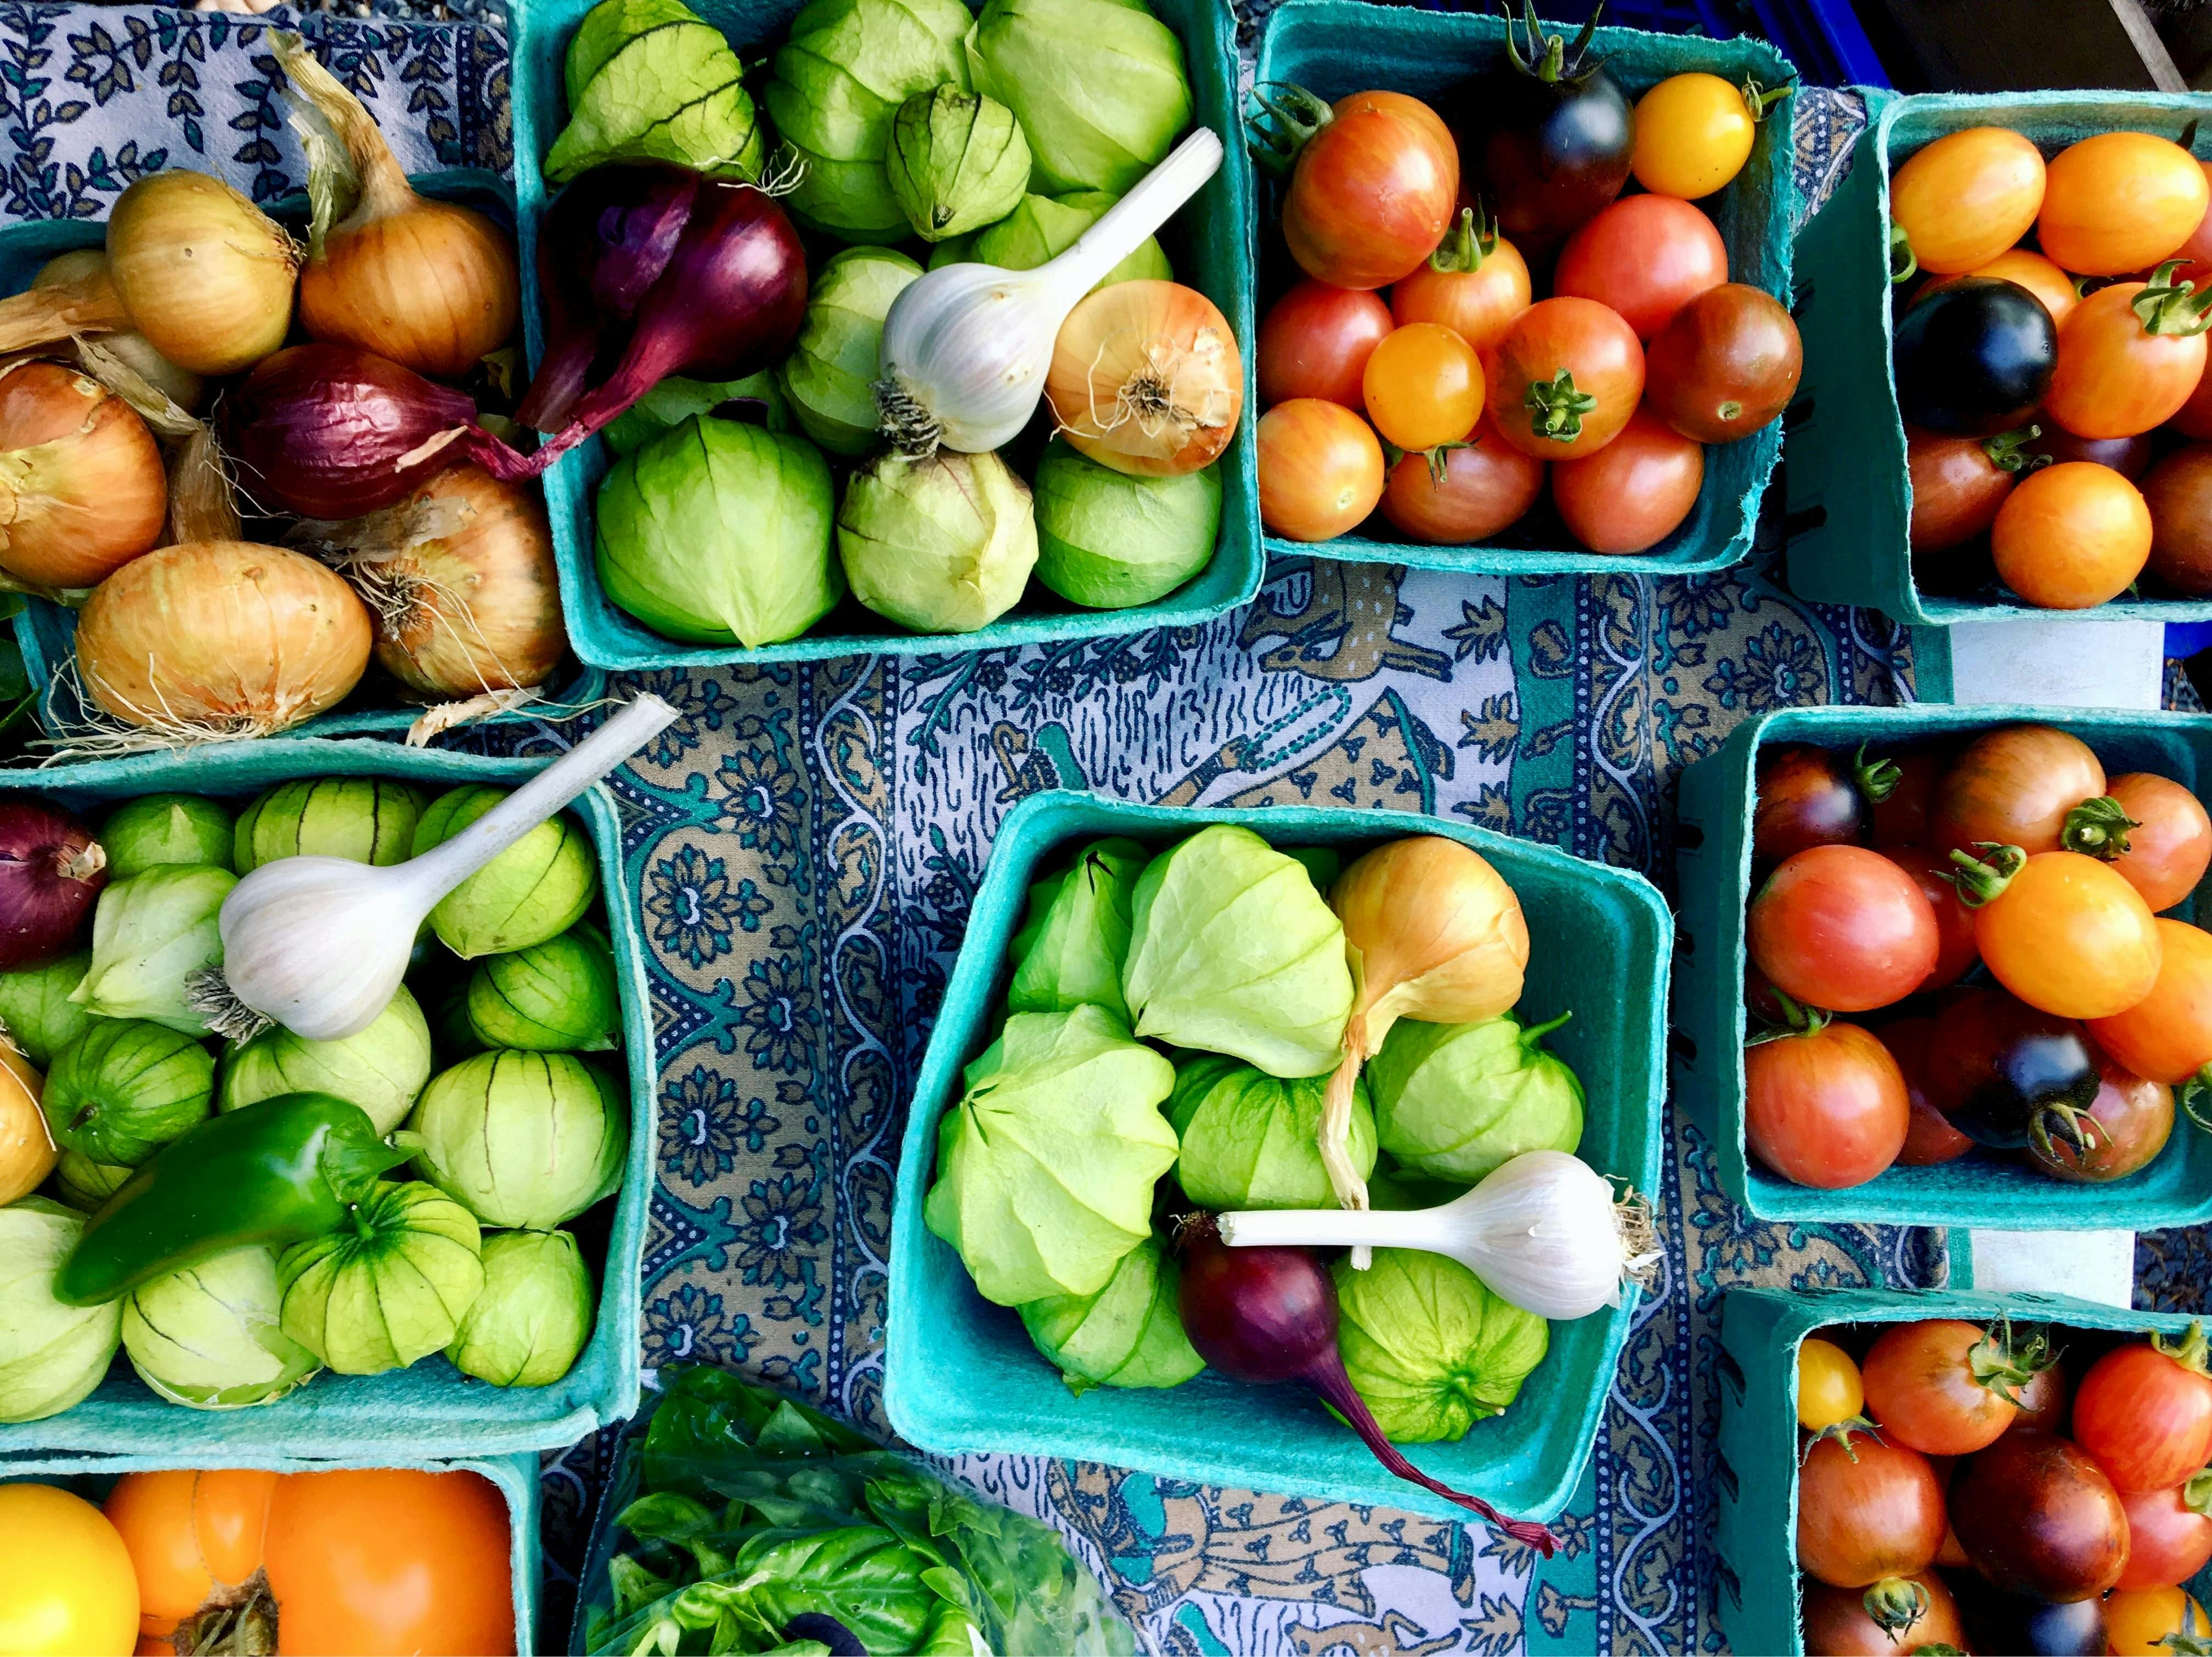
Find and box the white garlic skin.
[218,856,426,1042]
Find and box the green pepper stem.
[1946,842,2026,907]
[1522,369,1598,442]
[2060,795,2140,859]
[1852,742,1901,804]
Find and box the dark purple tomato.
[1469,12,1634,251]
[1947,1570,2107,1655]
[1753,744,1867,867]
[1923,987,2099,1152]
[1951,1432,2130,1603]
[1893,278,2058,437]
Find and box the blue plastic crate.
[0,169,606,745]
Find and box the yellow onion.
[74,540,373,741]
[105,171,300,375]
[0,359,166,589]
[32,251,204,411]
[1044,278,1242,477]
[1319,836,1529,1217]
[0,1039,51,1207]
[292,464,564,699]
[279,37,519,378]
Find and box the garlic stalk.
[1217,1150,1659,1321]
[196,694,676,1042]
[874,127,1224,456]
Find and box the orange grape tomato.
[1487,297,1646,460]
[1550,405,1703,553]
[2102,772,2212,913]
[1631,71,1764,200]
[1257,399,1386,542]
[262,1468,512,1657]
[1362,323,1484,451]
[0,1483,139,1657]
[2088,917,2212,1084]
[1922,248,2079,328]
[1968,849,2162,1019]
[2045,278,2211,440]
[2040,131,2212,276]
[1255,279,1395,410]
[1390,208,1532,357]
[1990,460,2152,609]
[1889,127,2046,275]
[1379,424,1544,544]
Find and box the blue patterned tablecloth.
[4,8,2202,1650]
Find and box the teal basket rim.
[1250,0,1798,576]
[0,738,648,1457]
[505,0,1264,670]
[885,788,1671,1524]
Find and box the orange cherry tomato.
[2045,276,2211,439]
[1744,1020,1910,1190]
[1890,127,2046,275]
[2101,772,2212,913]
[1922,248,2080,329]
[1280,89,1459,291]
[1257,398,1385,541]
[262,1469,511,1657]
[1990,460,2152,609]
[2088,917,2212,1085]
[1553,194,1728,341]
[1363,323,1484,451]
[1390,208,1532,358]
[2040,132,2212,277]
[1487,297,1646,460]
[2109,1587,2212,1657]
[1962,847,2162,1019]
[1630,71,1768,201]
[1255,279,1393,409]
[1550,404,1703,553]
[1379,423,1544,544]
[104,1470,275,1639]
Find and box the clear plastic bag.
[574,1364,1137,1656]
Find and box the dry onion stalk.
[1043,278,1243,478]
[286,463,565,704]
[0,358,167,590]
[275,33,521,378]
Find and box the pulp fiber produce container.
[1784,89,2212,625]
[1673,702,2212,1230]
[1250,0,1796,576]
[0,172,607,743]
[506,0,1260,671]
[1714,1284,2212,1656]
[884,791,1671,1524]
[2,1450,541,1652]
[0,737,652,1458]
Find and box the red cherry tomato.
[2117,1478,2212,1590]
[2074,1334,2212,1492]
[1257,399,1385,542]
[2090,917,2212,1086]
[1752,743,1866,868]
[1880,1017,1974,1166]
[2029,1051,2174,1183]
[2039,132,2211,277]
[1549,405,1702,554]
[1861,1318,2034,1456]
[1486,297,1646,460]
[2144,444,2212,596]
[2045,276,2212,440]
[1280,91,1459,291]
[1875,845,1979,991]
[1390,208,1532,358]
[1960,847,2162,1020]
[1379,427,1544,544]
[2100,772,2212,913]
[1929,724,2108,856]
[1743,1021,1910,1189]
[1644,283,1802,444]
[1256,280,1394,409]
[1991,460,2154,609]
[1748,844,1940,1013]
[1799,1574,1966,1657]
[1796,1430,1948,1587]
[1906,427,2032,553]
[1952,1431,2131,1602]
[1553,194,1728,342]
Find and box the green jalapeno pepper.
[57,1091,408,1305]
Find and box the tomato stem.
[1860,1576,1931,1637]
[1852,742,1901,804]
[2152,1320,2211,1377]
[2183,1067,2212,1135]
[1946,841,2024,907]
[1968,1315,2061,1404]
[2059,795,2140,859]
[1521,368,1599,441]
[2028,1099,2102,1163]
[1802,1415,1882,1463]
[1427,205,1499,275]
[1980,423,2048,475]
[1500,0,1606,86]
[2133,260,2212,338]
[1243,82,1334,178]
[1422,439,1473,485]
[1739,75,1794,121]
[1887,220,1917,285]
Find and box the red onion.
[516,178,808,473]
[228,343,527,520]
[1175,1214,1559,1554]
[0,799,108,970]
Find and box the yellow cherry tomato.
[0,1484,139,1656]
[1631,72,1772,201]
[2108,1585,2209,1656]
[1890,127,2047,276]
[1362,323,1484,452]
[1796,1336,1864,1432]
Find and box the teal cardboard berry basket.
[884,790,1671,1525]
[506,0,1260,671]
[0,171,607,743]
[1,1450,541,1652]
[1715,1285,2212,1656]
[1785,89,2212,625]
[0,738,651,1458]
[1250,0,1796,576]
[1673,703,2212,1230]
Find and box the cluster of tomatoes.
[1893,124,2212,609]
[1741,725,2212,1190]
[1247,16,1803,556]
[1793,1317,2212,1656]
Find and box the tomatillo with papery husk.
[1045,279,1243,478]
[71,541,373,743]
[0,359,167,590]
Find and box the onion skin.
[0,1039,51,1207]
[0,799,107,970]
[0,360,167,586]
[106,171,298,375]
[301,199,520,380]
[1046,279,1243,478]
[33,250,204,412]
[75,540,373,737]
